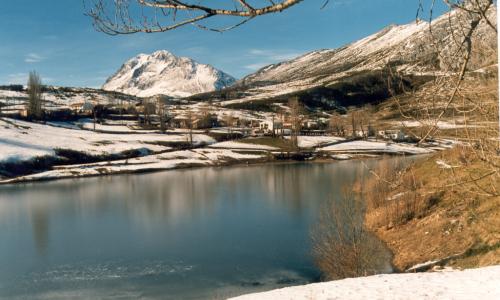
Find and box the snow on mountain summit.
[103,50,236,98]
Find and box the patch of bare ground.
[240,137,297,151]
[364,147,500,271]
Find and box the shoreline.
[0,118,446,185]
[229,265,500,300]
[0,149,411,185]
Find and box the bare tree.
[142,98,156,127]
[350,111,360,138]
[156,96,168,133]
[289,96,302,149]
[27,71,44,120]
[186,110,194,146]
[223,113,235,138]
[85,0,304,35]
[380,0,499,207]
[329,113,346,137]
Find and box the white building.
[259,119,283,133]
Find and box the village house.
[378,129,406,141]
[70,101,94,115]
[259,119,283,134]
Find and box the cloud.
[244,63,269,71]
[248,49,301,61]
[242,48,302,71]
[5,73,53,85]
[6,73,28,84]
[25,53,45,63]
[43,77,54,84]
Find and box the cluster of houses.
[14,95,409,142]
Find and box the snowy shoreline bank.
[0,118,451,185]
[229,265,500,300]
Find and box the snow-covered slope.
[231,266,500,300]
[0,86,141,113]
[103,50,236,98]
[216,7,496,106]
[0,118,215,165]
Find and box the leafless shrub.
[312,188,391,280]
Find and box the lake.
[0,159,392,299]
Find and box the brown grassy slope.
[365,148,500,270]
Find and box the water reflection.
[31,206,49,256]
[1,162,368,225]
[0,160,389,299]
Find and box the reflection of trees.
[1,160,386,229]
[31,206,49,256]
[259,162,369,216]
[0,158,403,262]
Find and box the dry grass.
[240,137,297,151]
[363,157,442,228]
[364,147,500,270]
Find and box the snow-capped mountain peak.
[228,7,495,106]
[103,50,236,98]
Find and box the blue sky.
[0,1,448,88]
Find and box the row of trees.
[328,110,377,138]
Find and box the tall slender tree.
[289,96,302,149]
[27,71,43,120]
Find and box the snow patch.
[230,265,500,300]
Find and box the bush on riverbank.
[312,189,392,280]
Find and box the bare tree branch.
[84,0,304,34]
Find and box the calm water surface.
[0,160,387,299]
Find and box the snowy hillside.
[0,118,215,165]
[212,7,496,106]
[103,50,236,98]
[0,85,140,114]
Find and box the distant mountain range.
[102,7,495,104]
[189,7,496,108]
[102,50,236,98]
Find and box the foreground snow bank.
[230,266,500,300]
